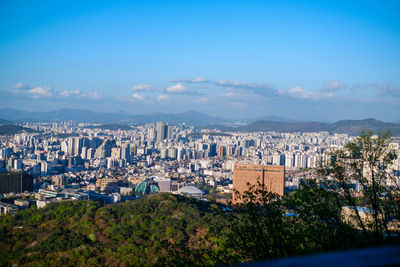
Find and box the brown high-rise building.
[233,164,284,202]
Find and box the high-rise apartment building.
[74,137,83,155]
[148,128,156,141]
[233,164,284,203]
[217,146,226,157]
[67,137,75,155]
[111,147,121,160]
[155,122,169,143]
[120,143,130,162]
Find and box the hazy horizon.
[1,107,399,124]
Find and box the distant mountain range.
[0,108,399,136]
[0,108,298,125]
[202,118,400,136]
[0,108,229,126]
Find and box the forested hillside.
[1,188,399,266]
[0,194,232,266]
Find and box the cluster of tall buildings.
[0,120,399,205]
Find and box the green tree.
[223,184,293,262]
[319,130,400,244]
[284,179,361,251]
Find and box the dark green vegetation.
[0,195,231,266]
[0,117,38,135]
[0,124,37,135]
[1,131,399,266]
[0,119,12,124]
[203,118,400,136]
[319,130,400,243]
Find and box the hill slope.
[0,124,37,135]
[329,118,400,135]
[0,195,226,266]
[203,118,400,136]
[0,118,13,124]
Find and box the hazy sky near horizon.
[0,0,399,122]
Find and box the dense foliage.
[319,130,400,244]
[0,195,232,266]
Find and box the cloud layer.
[131,84,155,91]
[11,82,102,99]
[2,77,398,122]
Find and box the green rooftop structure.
[134,179,160,195]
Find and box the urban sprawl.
[1,121,399,214]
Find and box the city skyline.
[1,0,399,121]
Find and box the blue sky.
[0,0,399,122]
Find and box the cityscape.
[1,120,377,211]
[1,0,400,266]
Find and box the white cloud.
[189,77,206,83]
[217,80,256,87]
[170,77,206,83]
[169,77,275,98]
[10,82,103,100]
[221,91,240,98]
[13,82,30,89]
[59,89,81,97]
[27,86,54,98]
[170,77,274,92]
[87,92,102,99]
[323,80,345,91]
[131,84,155,91]
[157,94,170,102]
[59,91,70,97]
[130,93,146,101]
[8,81,108,102]
[215,80,273,90]
[59,90,101,99]
[165,83,189,93]
[277,86,335,100]
[169,77,267,88]
[275,88,285,95]
[197,96,217,103]
[288,86,326,100]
